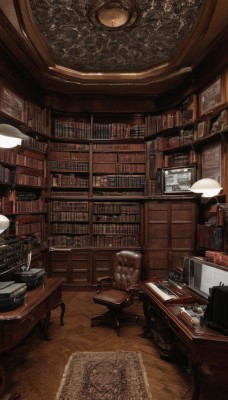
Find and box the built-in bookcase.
[46,114,146,287]
[47,118,146,253]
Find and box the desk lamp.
[190,178,222,199]
[0,215,10,243]
[0,124,29,148]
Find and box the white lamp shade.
[0,134,22,148]
[190,178,222,198]
[0,124,29,148]
[0,215,10,234]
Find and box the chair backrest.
[113,250,142,291]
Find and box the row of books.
[0,148,15,164]
[146,110,182,135]
[15,174,43,187]
[93,224,140,234]
[51,224,89,234]
[0,165,13,184]
[16,154,44,170]
[15,222,43,236]
[21,137,48,153]
[50,212,88,221]
[93,214,140,222]
[163,150,197,167]
[50,212,139,223]
[53,120,91,138]
[93,163,145,174]
[51,201,88,212]
[27,104,51,136]
[93,143,145,151]
[115,163,145,174]
[93,203,140,214]
[118,153,145,163]
[49,235,90,247]
[51,174,89,187]
[90,122,145,139]
[92,236,140,247]
[197,224,224,250]
[50,151,89,161]
[50,161,89,171]
[15,200,45,213]
[50,142,89,150]
[50,190,88,197]
[93,175,145,188]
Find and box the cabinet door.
[71,250,91,287]
[48,250,71,282]
[146,200,196,278]
[92,250,115,285]
[171,202,196,269]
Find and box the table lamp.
[190,178,222,198]
[0,215,10,243]
[0,124,29,148]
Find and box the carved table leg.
[138,294,152,338]
[51,301,65,326]
[0,365,21,400]
[191,362,202,400]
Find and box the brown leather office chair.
[91,250,142,335]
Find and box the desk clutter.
[0,268,46,311]
[0,237,46,311]
[0,281,27,310]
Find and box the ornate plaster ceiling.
[28,0,204,73]
[0,0,227,95]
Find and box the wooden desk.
[0,278,65,399]
[140,282,228,400]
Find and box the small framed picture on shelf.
[182,94,197,125]
[202,142,222,184]
[1,87,26,122]
[199,77,222,116]
[197,120,207,139]
[162,166,196,194]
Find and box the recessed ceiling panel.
[28,0,204,73]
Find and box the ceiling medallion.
[87,0,140,30]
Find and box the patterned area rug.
[56,351,152,400]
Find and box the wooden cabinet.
[48,248,117,288]
[145,200,196,278]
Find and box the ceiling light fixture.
[87,0,140,30]
[0,124,29,148]
[190,178,223,198]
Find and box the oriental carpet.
[56,351,152,400]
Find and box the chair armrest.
[126,283,140,296]
[96,276,114,293]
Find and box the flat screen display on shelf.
[163,166,196,194]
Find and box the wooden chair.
[91,250,142,335]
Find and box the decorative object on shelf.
[197,120,207,139]
[190,178,222,198]
[163,166,196,194]
[199,77,222,116]
[0,124,29,148]
[1,87,25,122]
[87,0,140,30]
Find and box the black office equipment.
[0,281,27,310]
[13,268,46,290]
[205,285,228,335]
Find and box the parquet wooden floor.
[1,291,228,400]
